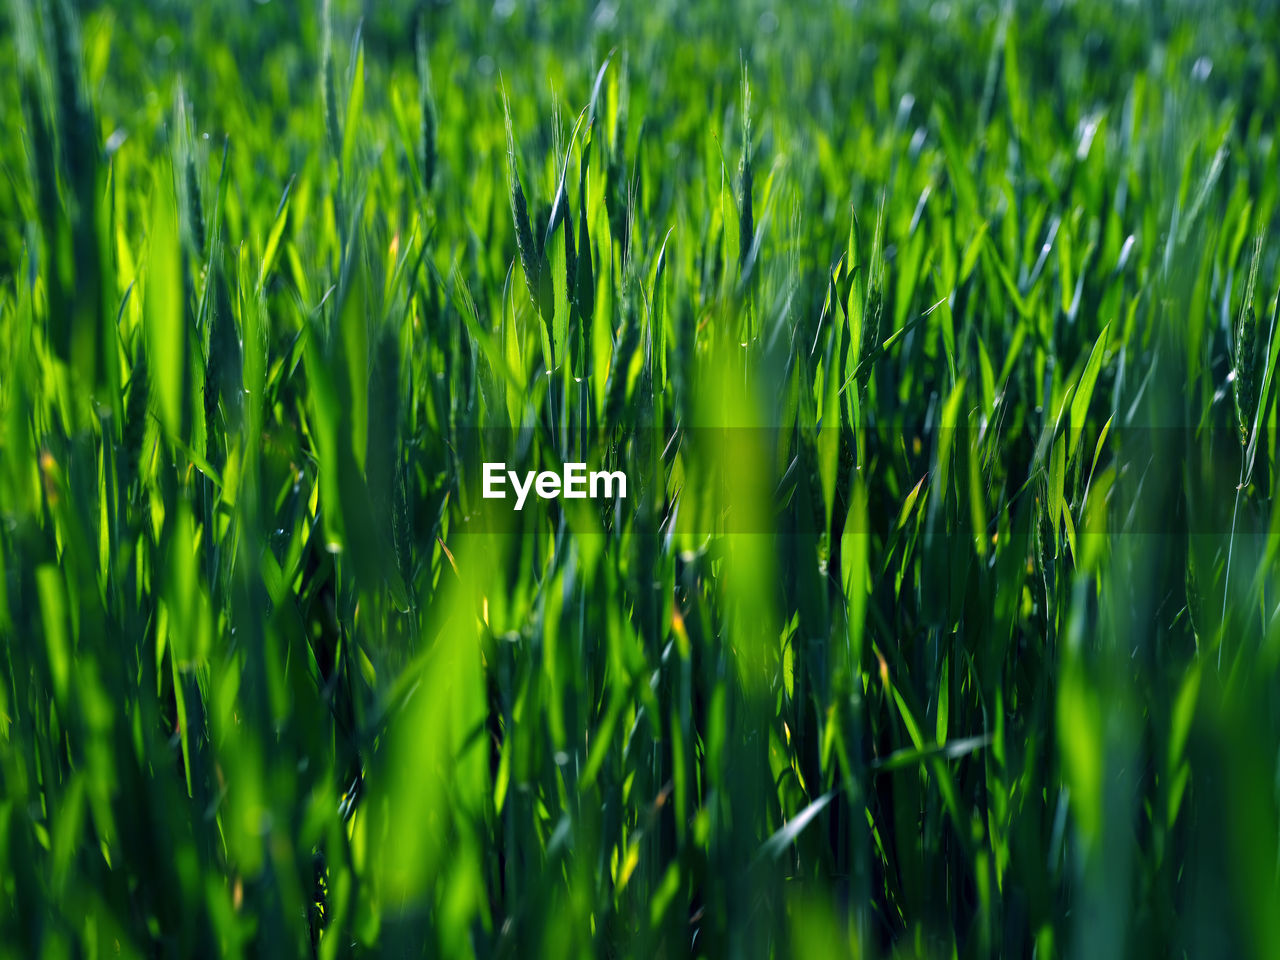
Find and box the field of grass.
[4,0,1280,956]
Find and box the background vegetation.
[3,0,1280,956]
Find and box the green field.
[3,0,1280,956]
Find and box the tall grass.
[2,1,1280,958]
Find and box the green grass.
[3,0,1280,957]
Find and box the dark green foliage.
[505,100,545,322]
[416,19,436,196]
[1235,304,1262,444]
